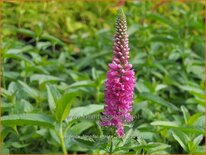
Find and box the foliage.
[1,0,205,154]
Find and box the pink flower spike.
[100,8,135,137]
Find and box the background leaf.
[1,114,55,128]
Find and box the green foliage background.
[1,0,205,154]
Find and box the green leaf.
[176,126,205,135]
[146,13,175,28]
[73,138,95,150]
[136,80,150,93]
[18,80,40,99]
[56,92,77,122]
[67,104,104,123]
[67,80,94,88]
[6,46,33,54]
[192,146,206,154]
[1,127,12,141]
[41,34,65,46]
[36,42,52,50]
[193,135,203,147]
[147,143,170,154]
[70,121,94,135]
[150,36,178,44]
[4,52,33,64]
[11,142,30,148]
[0,148,9,154]
[16,28,35,37]
[180,85,204,95]
[129,142,170,151]
[76,50,110,69]
[152,120,204,134]
[1,102,13,112]
[151,121,179,128]
[46,84,61,112]
[21,99,34,112]
[180,85,205,106]
[128,24,139,36]
[1,88,12,98]
[139,93,178,111]
[190,65,204,79]
[181,106,190,124]
[171,128,190,152]
[188,113,203,125]
[30,74,64,85]
[1,114,54,128]
[3,71,19,80]
[49,129,61,144]
[155,84,167,92]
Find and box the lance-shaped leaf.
[1,114,55,128]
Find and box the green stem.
[95,86,100,104]
[97,122,103,139]
[109,128,115,154]
[59,122,67,155]
[109,137,113,154]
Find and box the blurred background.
[1,0,205,154]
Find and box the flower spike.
[100,8,135,137]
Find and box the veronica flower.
[100,9,135,137]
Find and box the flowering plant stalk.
[100,8,135,137]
